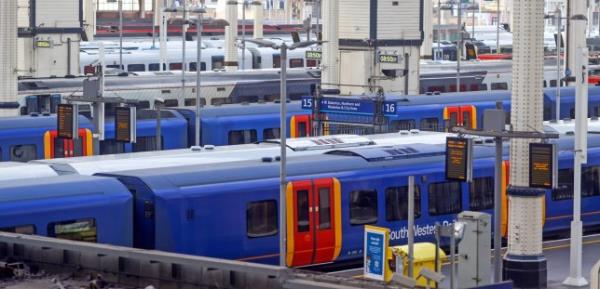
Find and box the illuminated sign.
[36,40,52,48]
[57,104,77,139]
[445,137,473,182]
[115,107,132,142]
[305,50,322,60]
[529,143,556,189]
[379,54,399,64]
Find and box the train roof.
[0,175,128,203]
[18,68,318,94]
[97,131,600,195]
[0,162,58,181]
[34,131,451,175]
[0,114,91,130]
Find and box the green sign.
[378,54,399,64]
[306,50,322,60]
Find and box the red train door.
[291,115,311,138]
[444,105,477,131]
[286,178,342,267]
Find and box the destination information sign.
[115,107,132,143]
[57,104,75,139]
[445,137,472,182]
[529,143,556,188]
[301,96,397,116]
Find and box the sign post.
[364,225,390,282]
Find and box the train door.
[286,178,342,267]
[443,105,477,131]
[291,115,311,138]
[43,129,93,159]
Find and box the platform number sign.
[445,137,473,182]
[383,101,396,116]
[115,107,136,143]
[529,143,556,189]
[306,51,322,60]
[379,54,399,64]
[57,104,78,140]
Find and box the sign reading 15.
[302,98,313,109]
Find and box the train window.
[290,58,304,68]
[307,59,318,67]
[133,136,162,152]
[263,128,280,139]
[318,188,332,229]
[9,145,37,162]
[480,84,488,91]
[385,186,421,221]
[137,101,150,109]
[184,98,206,106]
[189,62,207,71]
[549,80,557,87]
[100,140,125,155]
[391,120,416,131]
[583,166,600,197]
[164,99,179,107]
[212,56,224,70]
[449,85,467,92]
[273,55,281,68]
[107,64,123,70]
[553,168,574,201]
[469,177,494,211]
[428,181,462,216]
[491,82,508,90]
[228,129,258,145]
[297,190,310,232]
[426,86,446,93]
[149,63,167,71]
[420,118,440,131]
[350,190,378,225]
[169,63,183,70]
[211,98,230,106]
[0,225,35,235]
[469,84,480,92]
[462,111,472,127]
[543,80,548,88]
[246,200,278,238]
[127,64,146,72]
[287,93,301,101]
[48,218,97,243]
[238,95,259,103]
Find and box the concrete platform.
[329,234,600,288]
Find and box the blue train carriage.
[97,132,600,268]
[99,109,189,154]
[0,175,133,246]
[173,102,312,146]
[0,109,189,162]
[0,114,95,162]
[95,142,495,265]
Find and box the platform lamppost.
[243,38,322,267]
[164,5,206,147]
